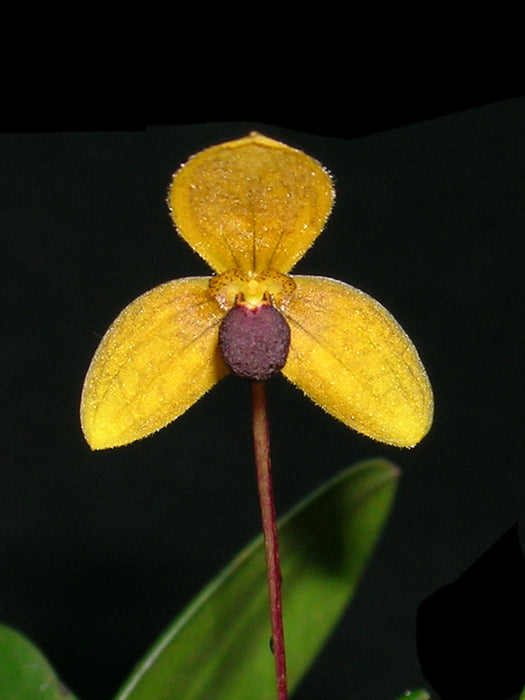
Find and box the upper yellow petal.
[168,132,334,275]
[80,278,229,449]
[281,276,433,447]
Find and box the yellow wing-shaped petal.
[281,276,433,447]
[80,278,229,449]
[168,132,334,275]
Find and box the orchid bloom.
[81,132,433,450]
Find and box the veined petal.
[80,278,229,450]
[168,132,334,275]
[281,276,433,447]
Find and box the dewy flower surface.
[81,132,433,450]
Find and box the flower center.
[210,269,295,381]
[219,303,290,381]
[209,268,296,310]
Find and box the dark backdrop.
[2,98,525,699]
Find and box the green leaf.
[394,691,430,700]
[520,684,525,700]
[115,458,399,700]
[0,623,79,699]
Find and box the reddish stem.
[251,381,288,700]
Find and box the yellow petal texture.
[281,276,433,447]
[80,278,229,449]
[168,132,334,275]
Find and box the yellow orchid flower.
[81,132,433,450]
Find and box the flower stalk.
[251,381,288,700]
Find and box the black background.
[2,97,525,699]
